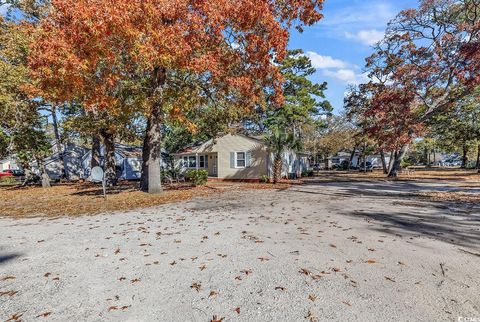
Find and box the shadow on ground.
[290,180,480,251]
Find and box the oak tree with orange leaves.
[29,0,325,193]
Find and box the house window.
[236,152,246,168]
[188,156,196,168]
[183,157,188,167]
[199,155,208,168]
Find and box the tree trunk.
[273,153,282,184]
[38,158,51,188]
[380,150,388,174]
[348,146,357,170]
[91,134,101,168]
[51,106,67,180]
[476,143,480,173]
[388,144,409,177]
[100,129,117,187]
[388,151,395,174]
[461,143,468,169]
[141,67,166,194]
[362,142,367,173]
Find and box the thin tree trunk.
[273,153,282,184]
[91,134,101,168]
[362,143,367,173]
[388,144,409,177]
[51,106,67,180]
[141,67,166,194]
[461,143,468,169]
[380,150,388,174]
[348,146,357,170]
[388,151,395,174]
[476,143,480,173]
[100,129,117,187]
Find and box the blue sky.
[289,0,419,113]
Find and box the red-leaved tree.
[29,0,325,193]
[363,0,480,176]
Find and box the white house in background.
[173,133,310,182]
[0,157,21,172]
[81,143,169,181]
[322,151,391,170]
[41,144,89,180]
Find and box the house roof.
[174,133,264,155]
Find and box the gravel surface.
[1,180,479,321]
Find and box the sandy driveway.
[1,180,479,321]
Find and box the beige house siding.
[174,134,269,180]
[216,135,269,180]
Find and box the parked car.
[1,169,24,176]
[358,162,373,172]
[0,170,13,177]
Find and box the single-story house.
[42,144,89,180]
[173,133,309,181]
[0,157,21,172]
[82,143,169,181]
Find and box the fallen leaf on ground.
[199,264,207,271]
[130,278,140,283]
[190,282,201,292]
[108,306,118,312]
[234,307,240,314]
[385,276,396,282]
[342,301,352,307]
[208,290,217,298]
[365,259,376,264]
[5,313,23,321]
[299,268,311,276]
[275,286,286,291]
[0,290,18,297]
[1,276,16,281]
[36,312,51,318]
[210,316,224,322]
[306,310,318,322]
[308,294,317,302]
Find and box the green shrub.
[259,174,269,183]
[0,176,17,185]
[186,169,208,186]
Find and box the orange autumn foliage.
[29,0,325,112]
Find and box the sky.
[289,0,419,114]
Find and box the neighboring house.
[42,144,89,180]
[81,143,169,181]
[320,151,391,170]
[0,157,21,172]
[173,133,309,182]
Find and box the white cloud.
[323,69,357,84]
[345,29,384,46]
[305,51,349,69]
[323,69,369,85]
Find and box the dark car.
[358,162,373,172]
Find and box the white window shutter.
[230,152,235,168]
[246,151,252,167]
